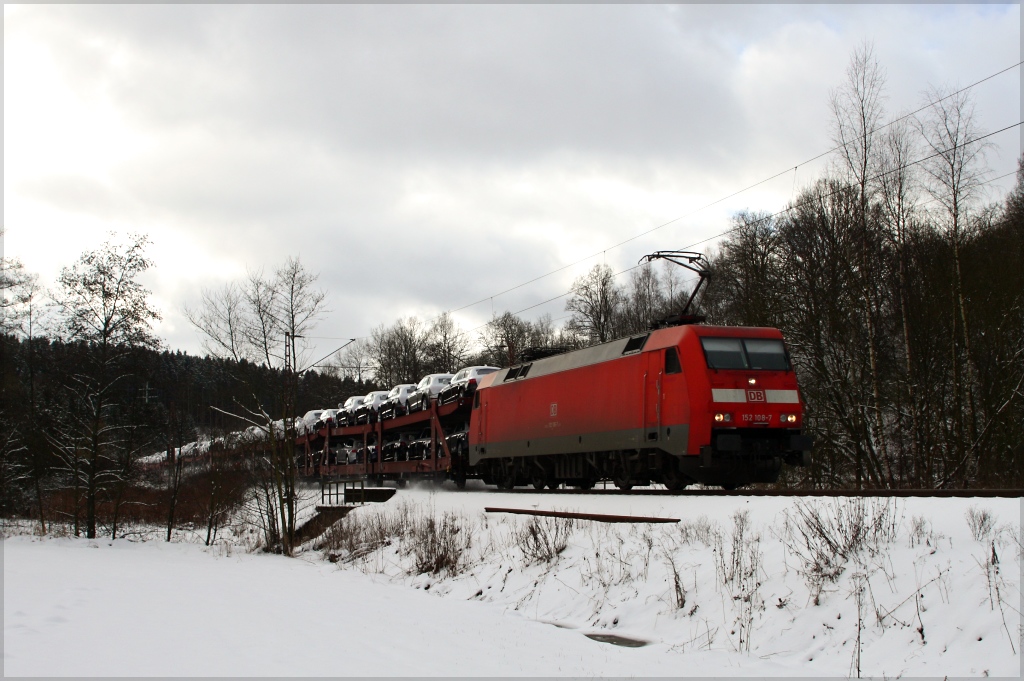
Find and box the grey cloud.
[27,5,751,166]
[18,175,133,221]
[8,3,1019,360]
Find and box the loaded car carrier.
[296,251,812,490]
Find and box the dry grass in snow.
[313,494,1022,677]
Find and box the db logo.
[550,403,558,417]
[747,390,765,403]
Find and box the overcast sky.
[4,3,1021,364]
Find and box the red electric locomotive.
[467,251,812,490]
[469,323,812,490]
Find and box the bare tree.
[565,263,623,345]
[47,233,161,539]
[0,413,29,523]
[423,311,471,374]
[829,41,887,200]
[275,256,328,373]
[775,178,883,488]
[242,269,281,368]
[164,407,187,542]
[370,317,425,386]
[109,415,157,540]
[1,248,52,531]
[829,41,889,488]
[184,255,327,554]
[272,257,327,546]
[702,211,784,328]
[332,338,373,382]
[618,263,664,336]
[915,83,992,482]
[188,282,250,363]
[659,259,691,312]
[1,254,39,336]
[479,311,530,366]
[877,116,924,484]
[525,313,560,349]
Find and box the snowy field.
[4,487,1022,677]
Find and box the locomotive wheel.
[612,467,633,491]
[530,462,553,490]
[575,478,595,491]
[493,460,515,490]
[662,468,687,491]
[530,471,549,490]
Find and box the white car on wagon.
[438,366,500,404]
[379,383,417,419]
[407,373,454,412]
[338,396,365,426]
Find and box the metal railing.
[320,479,367,507]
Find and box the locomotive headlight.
[781,413,797,423]
[714,412,732,423]
[748,377,757,386]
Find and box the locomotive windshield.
[743,339,790,370]
[701,337,790,371]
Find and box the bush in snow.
[317,500,473,577]
[908,514,936,548]
[676,514,719,548]
[714,510,764,652]
[317,501,414,563]
[965,505,997,542]
[515,515,575,565]
[779,498,901,603]
[409,511,471,576]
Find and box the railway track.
[492,487,1024,498]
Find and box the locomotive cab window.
[744,338,790,370]
[700,337,791,371]
[701,338,747,369]
[665,347,682,374]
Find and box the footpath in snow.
[3,489,1022,677]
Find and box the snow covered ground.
[4,488,1022,677]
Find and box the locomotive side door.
[474,393,486,444]
[643,351,663,442]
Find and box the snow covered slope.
[4,491,1021,677]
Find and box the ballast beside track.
[491,487,1024,498]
